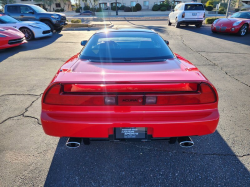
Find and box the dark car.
[4,4,67,32]
[80,10,93,15]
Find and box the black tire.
[196,22,202,28]
[175,18,180,28]
[212,30,217,33]
[168,19,172,26]
[55,27,63,33]
[43,20,54,32]
[19,27,34,41]
[238,24,248,36]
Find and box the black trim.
[42,30,51,34]
[8,37,25,44]
[178,20,203,24]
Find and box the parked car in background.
[0,26,27,49]
[41,29,219,148]
[168,2,205,28]
[80,10,93,15]
[0,14,52,40]
[4,4,67,32]
[211,11,250,36]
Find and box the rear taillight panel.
[43,82,217,106]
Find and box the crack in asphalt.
[179,35,250,88]
[119,142,250,158]
[197,51,250,55]
[0,93,41,97]
[0,93,43,125]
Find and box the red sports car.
[41,29,219,148]
[0,27,27,49]
[211,11,250,36]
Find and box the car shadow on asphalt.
[177,25,250,46]
[44,131,250,186]
[0,33,63,63]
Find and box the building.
[81,0,201,10]
[12,0,72,11]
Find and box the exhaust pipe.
[178,136,194,148]
[66,138,82,148]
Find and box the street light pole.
[226,0,232,18]
[116,0,118,16]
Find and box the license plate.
[192,13,197,16]
[115,127,147,139]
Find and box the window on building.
[143,1,149,6]
[55,3,61,8]
[131,1,136,6]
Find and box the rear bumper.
[179,19,204,24]
[41,106,219,138]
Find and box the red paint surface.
[211,18,250,34]
[0,27,27,49]
[41,53,219,138]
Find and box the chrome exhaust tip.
[66,138,82,148]
[178,137,194,148]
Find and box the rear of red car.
[41,29,219,146]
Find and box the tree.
[81,0,98,9]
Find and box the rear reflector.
[146,96,157,104]
[105,96,116,105]
[43,83,217,106]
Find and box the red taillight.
[43,83,217,106]
[147,83,216,105]
[203,13,205,18]
[182,12,185,18]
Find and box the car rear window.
[7,6,20,13]
[184,4,204,11]
[79,32,174,62]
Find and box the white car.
[168,2,205,28]
[0,14,52,40]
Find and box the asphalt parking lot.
[0,21,250,186]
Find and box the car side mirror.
[81,40,87,46]
[164,40,169,45]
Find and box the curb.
[63,23,114,30]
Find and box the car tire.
[55,27,63,33]
[238,24,248,36]
[175,18,180,28]
[168,19,172,26]
[196,23,202,28]
[19,27,34,41]
[43,21,55,32]
[212,30,217,33]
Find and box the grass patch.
[71,19,81,23]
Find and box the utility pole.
[115,0,118,16]
[226,0,232,18]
